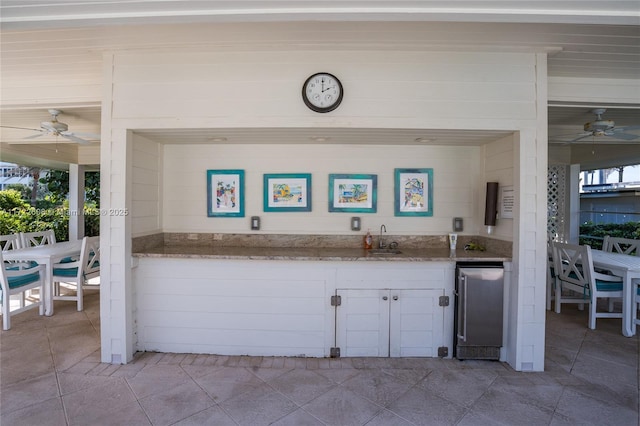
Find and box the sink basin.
[368,248,402,255]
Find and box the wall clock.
[302,72,343,113]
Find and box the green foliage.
[579,222,640,250]
[39,170,100,206]
[0,199,99,241]
[0,189,29,210]
[5,184,31,200]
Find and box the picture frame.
[263,173,312,212]
[207,169,245,217]
[394,168,433,216]
[328,174,377,213]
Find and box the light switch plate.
[251,216,260,230]
[453,217,463,232]
[351,217,361,231]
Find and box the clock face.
[302,73,343,113]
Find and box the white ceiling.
[1,1,639,166]
[2,1,639,27]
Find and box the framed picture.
[394,168,433,216]
[263,173,312,212]
[329,174,377,213]
[207,169,244,217]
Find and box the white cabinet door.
[336,288,444,358]
[389,289,444,357]
[336,289,390,357]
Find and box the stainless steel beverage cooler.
[454,262,504,360]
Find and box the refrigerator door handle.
[457,276,467,342]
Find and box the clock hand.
[322,85,334,92]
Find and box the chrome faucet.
[379,224,387,249]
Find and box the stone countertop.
[133,245,510,262]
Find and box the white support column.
[68,164,85,241]
[568,164,581,244]
[100,53,135,364]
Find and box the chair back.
[0,234,21,251]
[552,242,593,293]
[602,236,640,257]
[0,248,45,330]
[81,236,100,280]
[20,230,56,248]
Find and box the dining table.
[3,239,83,316]
[591,249,640,337]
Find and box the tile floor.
[1,290,638,425]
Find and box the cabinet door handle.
[392,295,398,301]
[382,296,388,300]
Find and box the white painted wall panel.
[112,50,536,132]
[160,144,483,236]
[131,134,161,237]
[481,135,515,241]
[104,45,545,370]
[134,258,331,356]
[134,258,455,358]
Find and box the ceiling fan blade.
[615,125,640,131]
[65,131,101,140]
[61,133,92,145]
[0,125,42,132]
[40,122,58,132]
[606,132,639,141]
[24,132,46,140]
[569,134,594,142]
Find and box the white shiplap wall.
[111,50,537,129]
[482,135,515,240]
[161,143,482,235]
[132,134,162,237]
[106,46,544,370]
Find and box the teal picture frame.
[394,168,433,216]
[328,174,377,213]
[207,169,245,217]
[263,173,312,212]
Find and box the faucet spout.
[379,224,387,249]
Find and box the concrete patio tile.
[386,386,467,425]
[465,385,555,426]
[0,396,67,426]
[0,372,60,415]
[0,290,638,426]
[267,369,336,405]
[220,382,299,426]
[57,371,120,395]
[62,377,137,425]
[138,380,214,426]
[364,409,415,426]
[341,368,413,407]
[126,364,193,399]
[269,408,325,425]
[554,387,638,426]
[417,368,497,408]
[173,405,237,425]
[72,400,151,426]
[302,386,383,426]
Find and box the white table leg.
[45,259,54,316]
[622,274,634,337]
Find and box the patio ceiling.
[1,2,639,169]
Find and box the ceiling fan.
[1,109,100,144]
[568,108,640,143]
